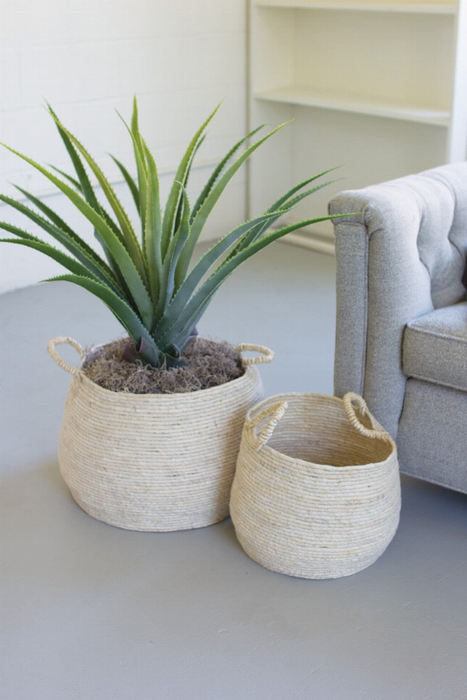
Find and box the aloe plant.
[1,100,341,368]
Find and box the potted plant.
[0,100,339,531]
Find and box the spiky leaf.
[48,166,83,192]
[0,198,121,294]
[129,99,149,236]
[1,146,154,325]
[162,103,221,257]
[154,186,192,324]
[174,121,289,289]
[49,112,146,280]
[190,125,264,224]
[0,237,102,281]
[142,139,162,305]
[159,215,339,349]
[109,154,140,211]
[155,210,282,339]
[47,273,158,362]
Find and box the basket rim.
[73,342,259,401]
[245,392,397,470]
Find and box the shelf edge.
[254,0,457,15]
[254,90,451,127]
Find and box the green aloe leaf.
[13,184,123,250]
[49,111,146,282]
[160,214,339,349]
[47,104,98,207]
[0,222,42,242]
[190,124,264,225]
[1,145,154,326]
[0,236,102,281]
[154,185,192,325]
[159,296,212,356]
[229,179,342,259]
[265,168,341,215]
[142,139,162,305]
[109,154,140,211]
[48,166,83,192]
[161,103,222,258]
[171,134,206,247]
[129,99,149,237]
[221,170,342,266]
[46,273,157,355]
[279,180,341,212]
[175,121,289,290]
[10,187,91,243]
[48,103,127,267]
[155,210,282,339]
[0,196,122,294]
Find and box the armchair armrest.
[330,163,467,438]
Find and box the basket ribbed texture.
[230,392,401,579]
[49,338,270,531]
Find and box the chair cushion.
[403,302,467,392]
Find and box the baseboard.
[279,224,335,256]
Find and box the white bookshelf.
[248,0,467,250]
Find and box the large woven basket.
[48,336,272,532]
[230,392,401,579]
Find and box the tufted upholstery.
[329,162,467,493]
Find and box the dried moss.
[82,337,244,394]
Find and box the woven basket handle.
[236,343,274,367]
[47,337,85,376]
[343,392,392,442]
[247,401,288,451]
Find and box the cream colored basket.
[230,392,401,579]
[48,337,272,532]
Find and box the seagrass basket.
[230,392,401,579]
[48,336,272,532]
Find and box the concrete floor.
[1,241,466,700]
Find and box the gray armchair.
[329,162,467,494]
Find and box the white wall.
[0,0,247,293]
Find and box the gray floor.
[1,241,466,700]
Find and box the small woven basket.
[48,337,273,532]
[230,392,401,579]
